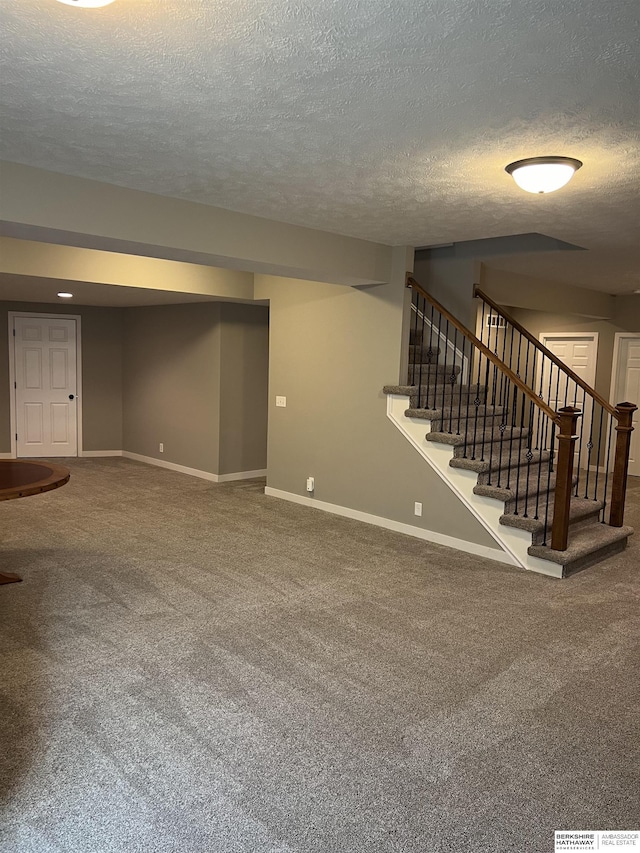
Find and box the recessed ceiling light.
[56,0,116,7]
[505,156,583,194]
[57,292,74,299]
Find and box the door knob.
[69,394,75,400]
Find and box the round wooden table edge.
[0,460,71,502]
[1,460,71,584]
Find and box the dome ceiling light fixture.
[505,156,583,194]
[56,0,116,7]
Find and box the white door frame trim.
[8,311,83,459]
[610,332,640,406]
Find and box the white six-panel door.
[612,335,640,477]
[14,316,78,457]
[539,333,598,469]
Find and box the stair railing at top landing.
[406,276,637,552]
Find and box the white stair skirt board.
[264,486,514,566]
[386,394,564,578]
[122,451,266,483]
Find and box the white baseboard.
[122,451,265,484]
[80,450,123,457]
[217,469,267,482]
[0,452,13,459]
[122,451,218,482]
[264,486,515,566]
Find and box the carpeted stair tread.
[404,404,506,423]
[406,363,462,380]
[408,390,488,409]
[384,384,485,399]
[500,497,604,545]
[408,344,444,360]
[473,467,579,515]
[426,425,528,449]
[528,523,633,575]
[449,447,551,476]
[408,360,451,373]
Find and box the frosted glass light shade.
[505,157,582,194]
[56,0,116,7]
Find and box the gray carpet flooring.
[1,458,639,853]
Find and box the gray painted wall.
[254,273,500,551]
[122,301,269,476]
[0,301,123,453]
[218,303,269,475]
[123,303,222,472]
[413,252,478,329]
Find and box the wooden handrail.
[407,276,558,423]
[473,285,618,419]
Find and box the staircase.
[384,278,635,578]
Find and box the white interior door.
[539,333,598,469]
[613,335,640,477]
[14,316,78,458]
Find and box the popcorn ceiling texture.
[1,0,639,286]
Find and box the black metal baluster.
[432,307,444,413]
[412,294,427,396]
[583,402,596,500]
[513,341,531,515]
[498,316,509,410]
[601,412,614,523]
[481,351,492,463]
[410,294,420,386]
[522,400,535,517]
[470,348,483,461]
[573,382,583,496]
[456,334,465,435]
[535,357,547,452]
[446,326,458,433]
[541,421,557,546]
[422,300,435,409]
[547,358,562,455]
[441,318,450,431]
[534,418,546,520]
[505,384,517,490]
[592,405,605,504]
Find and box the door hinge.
[15,434,18,440]
[14,381,17,389]
[13,329,16,336]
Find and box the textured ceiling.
[1,0,639,293]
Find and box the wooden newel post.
[609,402,638,527]
[551,406,581,551]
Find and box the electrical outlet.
[276,396,287,408]
[306,477,315,492]
[159,443,164,453]
[414,501,422,517]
